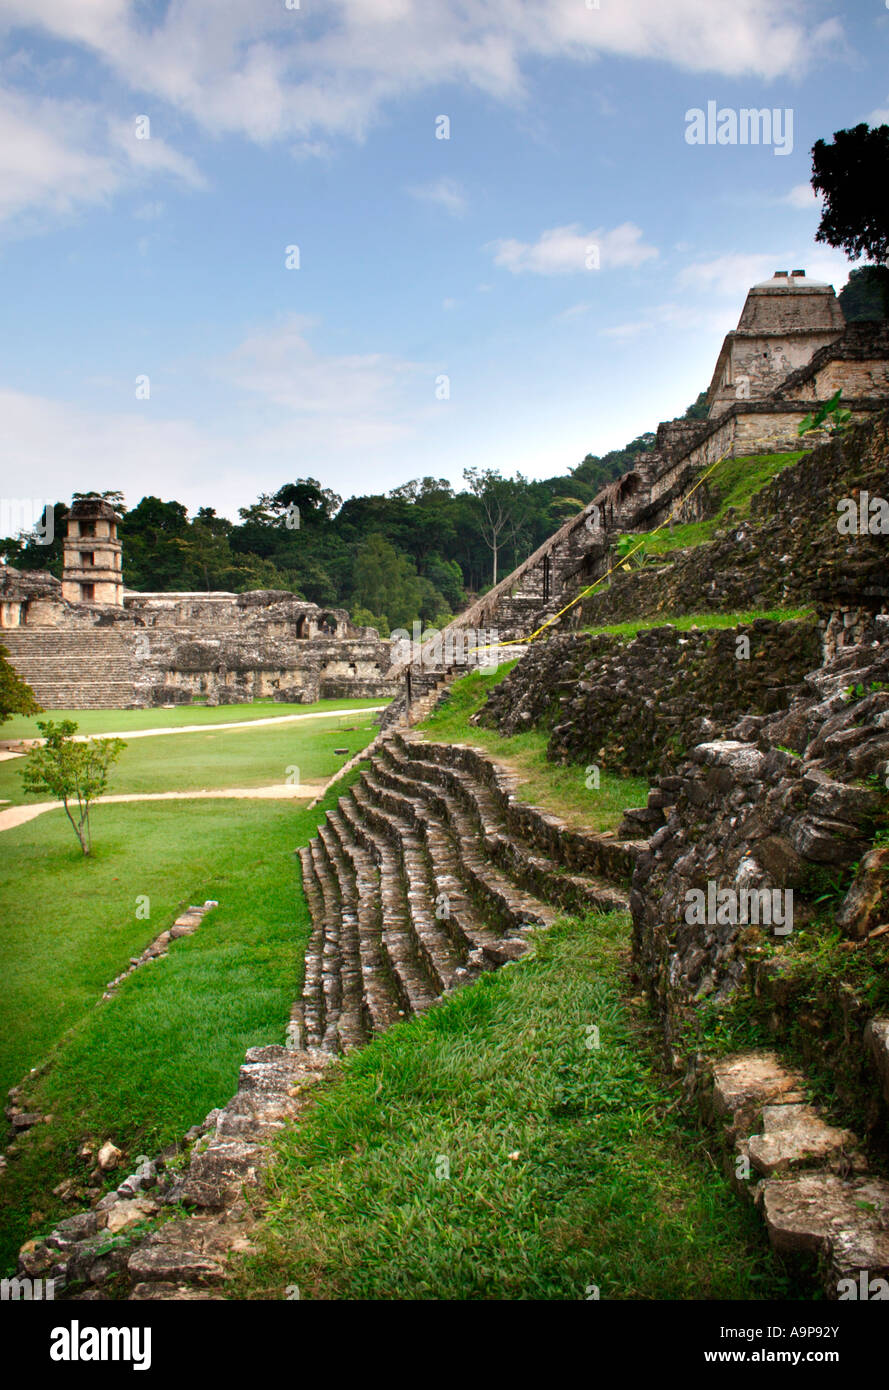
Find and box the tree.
[21,720,126,855]
[838,265,889,321]
[0,644,41,724]
[683,391,709,420]
[463,468,533,587]
[811,123,889,264]
[352,533,425,629]
[0,501,67,575]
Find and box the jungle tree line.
[1,431,660,635]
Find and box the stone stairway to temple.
[294,729,641,1053]
[1,628,135,709]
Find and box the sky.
[0,0,886,522]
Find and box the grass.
[234,909,803,1301]
[0,696,388,741]
[419,665,649,832]
[582,606,816,642]
[618,452,805,558]
[0,778,361,1276]
[0,710,380,806]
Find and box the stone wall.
[475,618,822,779]
[132,630,396,707]
[630,621,889,1056]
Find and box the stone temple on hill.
[4,269,889,708]
[430,270,889,645]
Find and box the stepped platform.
[295,730,642,1055]
[2,628,136,709]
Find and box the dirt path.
[0,782,327,833]
[0,704,387,751]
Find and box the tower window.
[81,551,94,566]
[80,521,95,537]
[81,583,95,601]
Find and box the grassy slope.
[418,665,649,832]
[0,710,380,806]
[238,910,799,1301]
[582,606,816,641]
[1,696,388,741]
[619,452,805,557]
[0,779,358,1274]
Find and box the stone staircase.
[294,730,641,1054]
[379,664,458,731]
[700,1050,889,1295]
[1,629,135,709]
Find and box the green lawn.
[235,909,803,1301]
[419,665,649,832]
[0,780,358,1275]
[0,710,380,806]
[0,696,388,741]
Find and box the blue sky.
[0,0,887,519]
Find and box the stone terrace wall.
[631,622,889,1055]
[133,631,396,707]
[580,412,889,629]
[474,619,822,780]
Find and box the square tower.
[61,498,123,606]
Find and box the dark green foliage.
[0,644,41,724]
[839,265,889,321]
[811,123,889,264]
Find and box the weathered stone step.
[374,742,628,916]
[352,779,520,966]
[306,838,349,1052]
[315,822,394,1046]
[360,766,555,938]
[393,732,641,882]
[339,790,467,997]
[704,1049,889,1297]
[326,808,439,1022]
[296,846,327,1051]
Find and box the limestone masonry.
[1,500,397,709]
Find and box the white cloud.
[601,300,728,341]
[0,314,445,515]
[218,314,427,423]
[0,90,118,222]
[108,118,206,189]
[783,182,818,209]
[868,104,889,126]
[408,177,467,216]
[0,386,226,515]
[0,86,204,228]
[0,1,842,154]
[490,222,657,274]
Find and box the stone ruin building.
[0,497,397,709]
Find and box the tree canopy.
[812,123,889,264]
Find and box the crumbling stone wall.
[630,621,889,1055]
[475,619,822,780]
[0,583,398,708]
